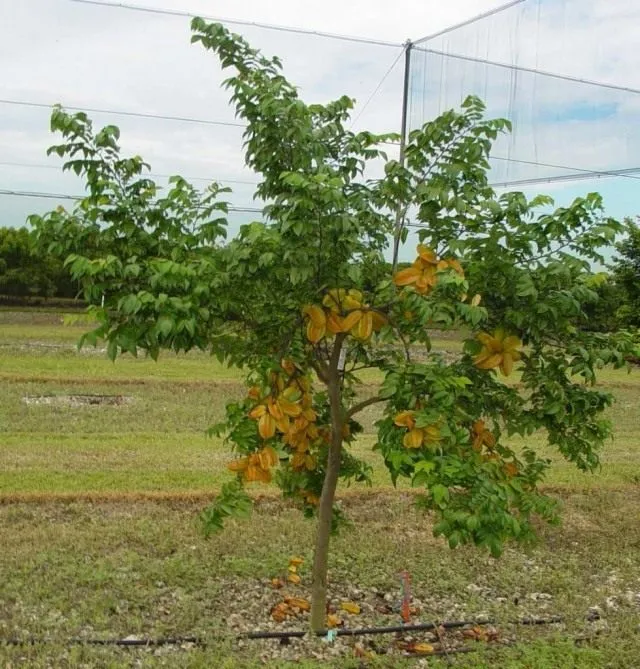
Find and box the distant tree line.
[583,220,640,331]
[1,221,638,329]
[0,226,78,301]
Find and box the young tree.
[0,226,76,299]
[612,219,640,328]
[579,272,625,333]
[0,227,36,297]
[31,19,639,631]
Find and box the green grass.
[1,492,639,667]
[1,310,639,666]
[0,345,244,384]
[2,375,639,495]
[1,322,86,342]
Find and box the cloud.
[0,0,638,259]
[2,0,494,233]
[409,0,640,196]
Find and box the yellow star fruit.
[394,245,464,295]
[352,310,374,341]
[403,428,425,449]
[258,412,276,439]
[394,411,441,449]
[471,419,496,452]
[227,447,279,483]
[304,289,386,343]
[394,411,416,429]
[473,329,522,376]
[302,304,327,343]
[394,258,438,295]
[417,245,439,265]
[437,257,464,276]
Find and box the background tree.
[31,19,639,631]
[0,226,76,299]
[0,227,36,297]
[579,272,624,332]
[612,219,640,328]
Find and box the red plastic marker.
[400,570,412,623]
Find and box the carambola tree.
[31,18,639,631]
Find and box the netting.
[408,0,640,187]
[2,0,638,236]
[0,0,404,232]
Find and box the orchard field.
[1,308,639,667]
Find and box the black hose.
[248,618,486,640]
[4,636,203,647]
[1,615,563,647]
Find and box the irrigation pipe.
[2,615,563,647]
[246,615,563,640]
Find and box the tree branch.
[346,393,387,419]
[394,324,412,363]
[312,360,329,385]
[392,119,481,262]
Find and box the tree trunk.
[309,335,345,632]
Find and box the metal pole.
[391,39,413,273]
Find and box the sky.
[0,0,638,262]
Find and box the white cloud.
[0,0,638,254]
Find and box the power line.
[70,0,402,49]
[0,188,263,213]
[0,160,259,186]
[0,99,400,148]
[350,45,407,129]
[414,0,527,44]
[0,98,244,129]
[491,156,640,184]
[8,145,634,188]
[3,133,636,190]
[4,152,639,201]
[491,170,640,188]
[411,46,640,97]
[4,151,637,190]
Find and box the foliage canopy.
[613,219,640,329]
[31,18,639,629]
[0,226,75,299]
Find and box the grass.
[0,345,244,384]
[1,309,639,666]
[1,492,639,667]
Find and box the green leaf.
[200,479,253,537]
[431,484,449,508]
[107,338,118,361]
[157,316,174,337]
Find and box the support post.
[391,39,413,273]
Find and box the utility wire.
[3,149,638,191]
[0,188,263,213]
[414,0,527,44]
[491,156,640,183]
[0,99,400,147]
[5,149,639,211]
[0,98,244,129]
[70,0,402,49]
[3,151,639,201]
[411,46,640,96]
[2,115,637,188]
[350,45,407,129]
[490,170,640,189]
[0,160,259,186]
